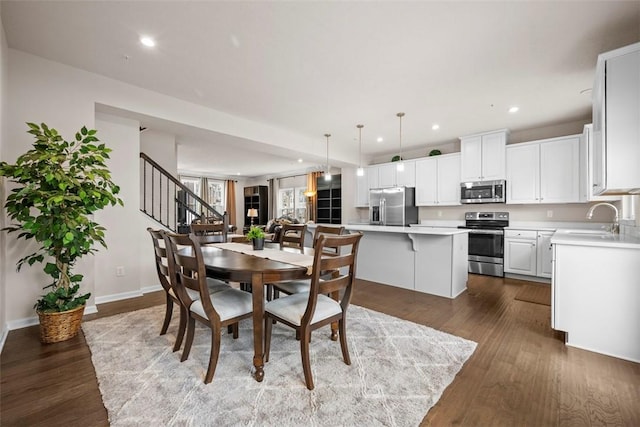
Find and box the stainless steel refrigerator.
[369,187,418,226]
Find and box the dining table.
[197,242,321,382]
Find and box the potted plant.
[0,123,123,343]
[246,225,265,250]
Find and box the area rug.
[514,283,551,306]
[82,305,476,426]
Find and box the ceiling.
[2,1,639,178]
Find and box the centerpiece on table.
[246,225,265,250]
[0,122,123,343]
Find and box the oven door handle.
[466,229,504,235]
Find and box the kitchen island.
[310,224,469,299]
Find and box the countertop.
[551,229,640,249]
[342,224,469,235]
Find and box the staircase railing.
[139,152,224,232]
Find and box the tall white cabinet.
[460,129,508,182]
[506,135,581,204]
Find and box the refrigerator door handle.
[380,198,386,225]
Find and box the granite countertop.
[551,229,640,249]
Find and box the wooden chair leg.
[160,296,173,335]
[264,314,273,362]
[204,326,221,384]
[181,317,196,362]
[173,305,188,352]
[339,318,351,365]
[232,322,239,339]
[266,284,273,301]
[300,327,314,390]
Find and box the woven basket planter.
[37,305,85,344]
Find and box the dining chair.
[190,221,228,245]
[272,225,345,298]
[148,228,232,352]
[279,223,307,251]
[165,232,253,384]
[264,232,363,390]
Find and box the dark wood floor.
[2,275,639,426]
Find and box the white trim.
[94,290,143,305]
[7,316,39,330]
[141,284,163,294]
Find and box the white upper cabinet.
[378,163,396,187]
[580,124,621,202]
[506,135,580,204]
[376,161,415,188]
[460,129,508,182]
[368,165,379,190]
[592,42,640,194]
[415,153,461,206]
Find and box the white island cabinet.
[340,224,469,299]
[551,230,640,362]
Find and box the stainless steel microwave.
[460,180,506,204]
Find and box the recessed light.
[140,36,156,47]
[377,137,384,143]
[236,172,241,176]
[432,124,440,130]
[508,106,519,114]
[297,158,303,163]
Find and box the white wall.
[93,113,142,301]
[0,7,9,347]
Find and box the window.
[278,186,307,222]
[178,176,226,223]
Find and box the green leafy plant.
[0,123,123,313]
[246,225,265,241]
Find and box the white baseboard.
[3,286,161,333]
[94,290,143,305]
[505,273,551,284]
[0,327,8,354]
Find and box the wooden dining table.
[198,243,315,382]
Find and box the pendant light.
[324,133,332,181]
[356,124,364,177]
[396,112,405,172]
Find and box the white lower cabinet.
[504,230,537,275]
[504,229,553,278]
[536,231,554,278]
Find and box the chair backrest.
[165,232,222,322]
[279,223,307,251]
[190,222,227,245]
[313,225,346,254]
[302,232,363,324]
[147,228,171,294]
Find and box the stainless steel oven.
[458,212,509,277]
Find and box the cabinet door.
[396,160,416,187]
[507,143,540,204]
[540,136,580,203]
[460,136,483,182]
[415,158,438,205]
[437,154,461,205]
[504,238,537,276]
[481,132,507,180]
[367,165,379,190]
[355,169,369,207]
[378,164,396,188]
[536,231,554,278]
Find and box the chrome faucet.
[586,202,619,234]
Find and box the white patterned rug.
[82,305,476,426]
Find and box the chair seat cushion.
[265,292,341,326]
[273,279,310,295]
[168,277,230,301]
[190,288,253,322]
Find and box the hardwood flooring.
[1,275,638,426]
